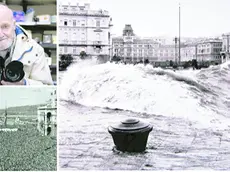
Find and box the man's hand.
[0,79,25,85]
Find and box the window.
[64,32,68,40]
[64,47,67,53]
[96,48,100,53]
[73,48,76,54]
[96,33,100,41]
[127,48,131,52]
[81,33,85,41]
[64,21,67,26]
[96,20,100,27]
[73,20,76,26]
[81,20,85,26]
[72,33,77,41]
[47,112,51,122]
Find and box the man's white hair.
[0,2,14,20]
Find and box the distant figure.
[192,59,198,70]
[138,60,143,64]
[111,55,121,63]
[144,59,149,65]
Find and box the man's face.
[0,5,15,51]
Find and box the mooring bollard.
[108,118,153,152]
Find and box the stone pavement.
[59,101,230,170]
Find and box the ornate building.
[112,25,160,63]
[112,25,197,63]
[59,1,113,59]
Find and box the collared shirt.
[0,49,8,59]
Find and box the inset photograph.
[59,0,230,171]
[0,0,56,85]
[0,87,57,171]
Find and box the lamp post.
[201,49,204,64]
[226,34,229,62]
[142,45,144,63]
[109,40,113,61]
[4,100,7,126]
[148,44,151,63]
[109,34,116,61]
[178,3,181,66]
[195,44,198,61]
[174,37,178,64]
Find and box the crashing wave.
[60,61,230,129]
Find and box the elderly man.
[0,4,53,85]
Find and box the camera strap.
[3,51,10,67]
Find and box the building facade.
[112,25,226,64]
[156,45,176,62]
[181,44,197,62]
[196,40,222,63]
[59,1,112,58]
[112,25,199,63]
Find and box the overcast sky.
[0,87,56,109]
[60,0,230,38]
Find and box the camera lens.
[4,61,25,82]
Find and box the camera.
[0,56,25,82]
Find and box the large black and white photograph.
[0,87,57,171]
[58,0,230,170]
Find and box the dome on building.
[123,24,135,36]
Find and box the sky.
[0,87,56,109]
[60,0,230,38]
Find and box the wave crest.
[60,61,230,129]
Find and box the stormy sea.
[59,59,230,170]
